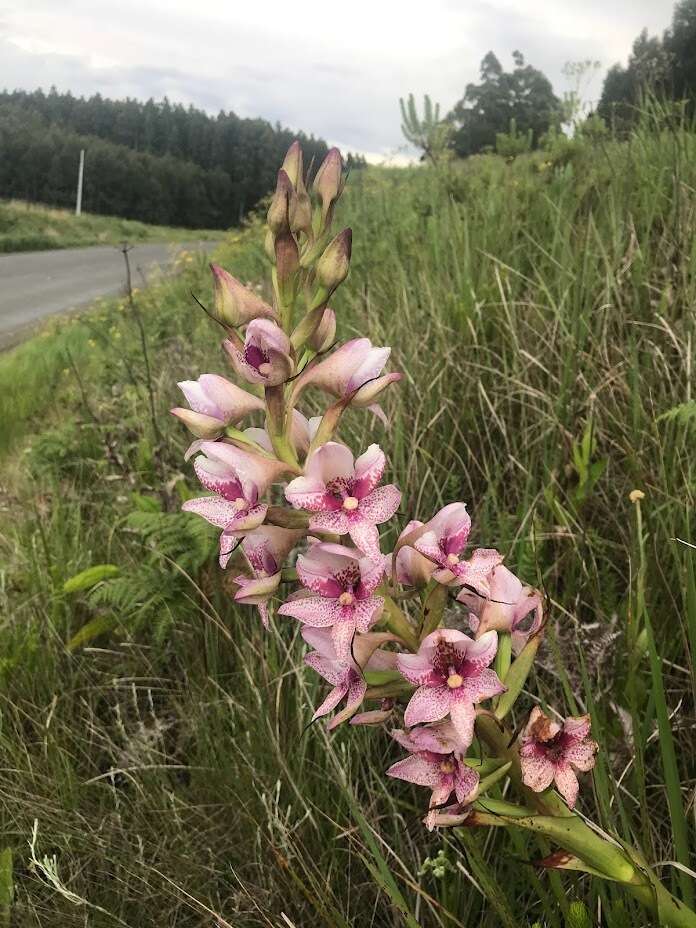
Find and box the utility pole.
[75,148,85,216]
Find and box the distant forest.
[0,89,332,228]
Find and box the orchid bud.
[267,170,293,234]
[275,230,300,284]
[170,406,225,440]
[289,188,313,236]
[313,147,343,227]
[308,307,336,352]
[281,140,304,189]
[264,230,276,264]
[316,228,352,292]
[210,264,277,327]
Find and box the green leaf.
[0,847,13,914]
[63,564,120,593]
[67,615,118,651]
[131,492,162,513]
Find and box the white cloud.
[0,0,677,156]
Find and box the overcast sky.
[0,0,677,161]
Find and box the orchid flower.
[302,627,397,729]
[412,502,503,586]
[233,525,304,627]
[387,721,480,829]
[457,564,543,654]
[277,541,384,661]
[284,442,400,558]
[519,708,598,809]
[291,337,401,425]
[171,374,264,441]
[224,318,293,386]
[397,628,505,746]
[182,441,289,566]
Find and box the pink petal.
[358,485,401,525]
[182,496,240,529]
[332,619,358,663]
[200,441,289,497]
[309,509,351,536]
[171,407,224,439]
[565,741,597,772]
[554,763,580,808]
[284,476,335,512]
[312,682,349,720]
[449,701,476,748]
[197,374,264,422]
[193,455,244,499]
[351,372,402,408]
[397,651,437,686]
[352,444,386,498]
[346,346,391,394]
[459,667,506,704]
[347,519,381,558]
[520,753,556,793]
[454,764,480,804]
[305,442,355,484]
[328,676,367,729]
[293,337,372,398]
[277,595,341,627]
[178,379,222,418]
[386,754,441,788]
[463,630,499,671]
[563,715,592,743]
[305,650,343,686]
[357,556,386,596]
[403,684,451,727]
[353,596,384,632]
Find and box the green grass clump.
[0,199,221,253]
[0,117,694,926]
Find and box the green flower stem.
[494,630,512,683]
[381,594,419,652]
[264,384,300,470]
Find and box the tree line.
[0,88,331,228]
[404,0,695,161]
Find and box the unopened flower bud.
[267,170,293,234]
[210,264,277,327]
[313,147,343,226]
[281,140,304,189]
[275,230,300,285]
[316,228,352,292]
[289,188,313,236]
[308,307,336,352]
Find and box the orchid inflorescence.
[172,143,695,926]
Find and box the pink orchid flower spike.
[457,564,544,654]
[224,318,293,387]
[519,708,598,809]
[234,526,304,627]
[171,374,264,443]
[413,503,503,586]
[302,627,397,729]
[278,541,385,662]
[397,628,505,747]
[284,442,401,558]
[182,441,290,566]
[387,721,480,830]
[291,337,401,425]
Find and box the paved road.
[0,240,219,347]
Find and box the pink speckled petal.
[454,764,480,804]
[520,753,556,793]
[554,763,580,808]
[277,595,342,628]
[284,476,335,511]
[353,596,384,632]
[449,700,476,748]
[403,684,451,727]
[459,667,506,704]
[565,741,597,772]
[312,682,349,720]
[305,650,344,686]
[358,485,401,525]
[182,496,240,529]
[386,753,441,788]
[463,630,499,670]
[308,509,351,537]
[347,519,382,558]
[352,444,386,498]
[563,715,592,743]
[328,675,367,729]
[332,619,358,663]
[397,651,437,686]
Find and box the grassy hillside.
[0,119,695,926]
[0,199,221,253]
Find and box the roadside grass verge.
[0,199,221,253]
[0,117,694,926]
